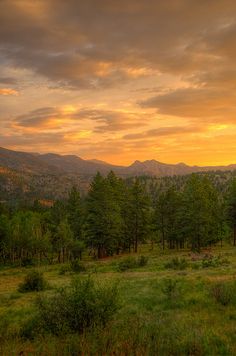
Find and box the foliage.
[18,270,48,292]
[164,257,188,270]
[201,255,230,268]
[34,278,119,335]
[117,255,148,271]
[161,278,183,302]
[70,259,86,273]
[210,282,235,306]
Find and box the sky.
[0,0,236,166]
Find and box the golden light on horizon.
[1,0,236,166]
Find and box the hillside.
[1,147,236,178]
[1,147,236,203]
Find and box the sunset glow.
[1,0,236,166]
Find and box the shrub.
[164,257,188,270]
[161,278,182,302]
[117,256,148,271]
[70,259,86,273]
[117,257,137,272]
[34,277,119,335]
[18,270,48,293]
[202,255,230,268]
[210,282,234,306]
[58,264,70,275]
[137,255,149,267]
[21,257,35,267]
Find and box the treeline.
[0,172,236,264]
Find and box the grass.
[1,244,236,354]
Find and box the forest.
[0,171,236,265]
[1,172,236,355]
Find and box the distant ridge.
[0,146,236,178]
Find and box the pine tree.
[226,178,236,246]
[67,186,84,247]
[125,178,151,253]
[182,174,221,251]
[86,172,122,258]
[155,186,183,250]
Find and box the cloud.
[140,87,236,122]
[14,106,148,132]
[1,0,236,89]
[0,88,19,96]
[1,0,236,165]
[0,77,17,85]
[123,125,204,140]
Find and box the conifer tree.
[125,178,150,253]
[86,172,122,258]
[227,178,236,246]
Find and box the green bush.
[58,264,70,275]
[117,257,137,271]
[18,271,48,293]
[161,278,183,302]
[202,255,230,268]
[21,257,35,267]
[164,257,188,270]
[210,282,234,306]
[137,255,149,267]
[117,256,148,271]
[70,259,86,273]
[34,278,119,335]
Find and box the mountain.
[1,147,236,203]
[38,153,123,175]
[1,147,236,178]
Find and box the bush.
[58,264,70,275]
[202,255,230,268]
[70,259,86,273]
[210,282,234,306]
[161,278,182,302]
[117,256,148,272]
[21,257,35,267]
[18,270,48,293]
[164,257,188,270]
[34,278,119,335]
[137,255,149,267]
[117,257,137,272]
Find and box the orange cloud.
[0,88,19,96]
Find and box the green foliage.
[182,175,222,251]
[161,278,183,302]
[226,178,236,245]
[201,255,230,268]
[137,255,149,267]
[58,264,71,275]
[86,172,124,258]
[34,278,119,335]
[21,257,35,267]
[164,257,188,270]
[124,178,151,253]
[70,259,86,273]
[210,282,235,306]
[117,256,138,271]
[18,270,48,293]
[117,255,148,271]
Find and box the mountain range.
[1,146,236,177]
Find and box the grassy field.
[1,245,236,355]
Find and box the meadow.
[1,244,236,355]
